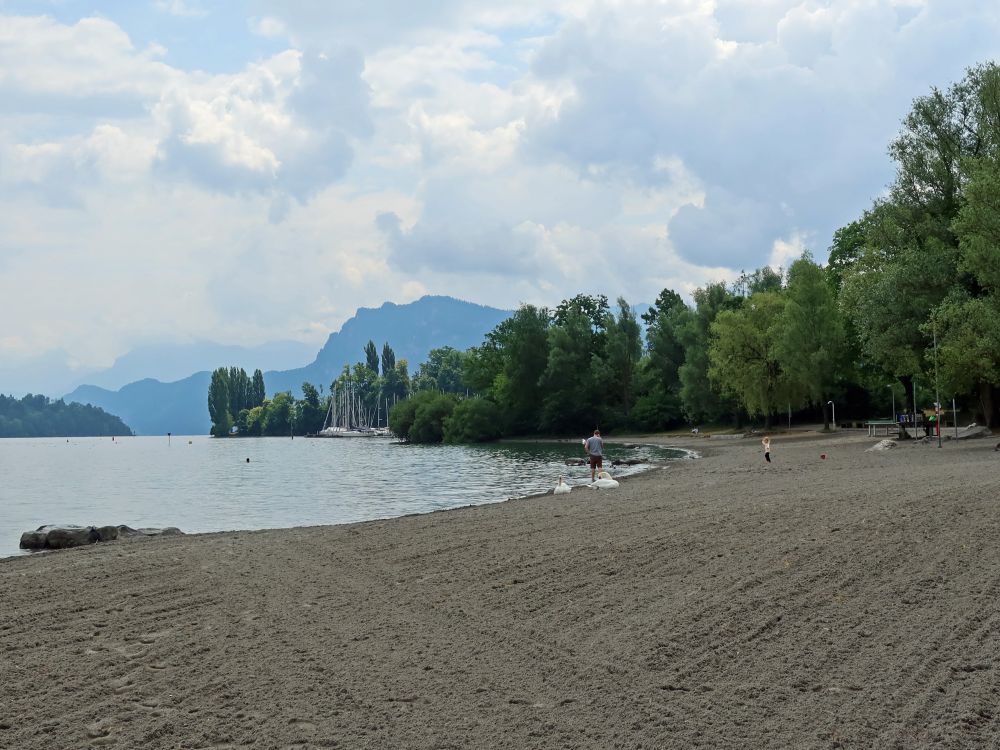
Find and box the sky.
[2,0,1000,373]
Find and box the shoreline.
[3,431,999,748]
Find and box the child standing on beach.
[762,436,772,463]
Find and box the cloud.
[4,1,1000,373]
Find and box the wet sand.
[2,432,999,749]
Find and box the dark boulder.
[19,524,181,551]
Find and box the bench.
[866,419,900,437]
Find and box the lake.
[0,436,690,558]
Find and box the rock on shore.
[19,525,183,551]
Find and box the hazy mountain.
[65,297,512,435]
[265,296,512,394]
[79,340,315,391]
[1,340,315,399]
[66,373,213,436]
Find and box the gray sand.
[2,433,999,748]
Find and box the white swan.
[554,476,571,495]
[589,471,619,489]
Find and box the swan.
[589,472,619,489]
[554,476,571,495]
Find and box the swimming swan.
[554,476,571,495]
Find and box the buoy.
[246,458,250,463]
[820,453,827,460]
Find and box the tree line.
[207,343,416,437]
[209,63,1000,442]
[0,393,132,437]
[392,62,1000,442]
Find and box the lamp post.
[933,319,942,448]
[827,400,836,430]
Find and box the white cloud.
[3,1,1000,375]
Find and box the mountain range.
[0,340,315,399]
[64,296,512,435]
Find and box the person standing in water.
[584,429,604,481]
[762,435,772,463]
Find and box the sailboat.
[316,384,385,438]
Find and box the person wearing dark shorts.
[584,429,604,481]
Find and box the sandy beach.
[2,432,999,749]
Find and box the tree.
[365,340,379,375]
[262,392,294,436]
[632,289,689,431]
[208,368,232,436]
[250,369,266,407]
[410,392,457,443]
[777,254,846,430]
[709,292,789,427]
[297,382,326,434]
[464,304,551,434]
[837,64,998,411]
[389,391,456,443]
[413,347,466,394]
[443,399,503,443]
[593,297,643,424]
[381,343,396,376]
[539,307,598,433]
[677,282,739,424]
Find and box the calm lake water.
[0,436,689,558]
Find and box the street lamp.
[827,400,836,430]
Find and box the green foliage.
[777,254,847,428]
[410,392,457,443]
[0,393,132,437]
[709,292,789,423]
[539,306,599,433]
[261,392,294,436]
[927,295,1000,396]
[381,343,396,376]
[413,347,467,394]
[389,390,456,443]
[594,298,643,421]
[208,366,269,435]
[296,382,326,434]
[365,340,379,374]
[208,368,231,436]
[442,398,503,443]
[677,282,739,423]
[388,396,420,441]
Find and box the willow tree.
[708,292,789,427]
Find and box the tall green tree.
[365,340,379,374]
[677,282,739,424]
[709,292,789,427]
[539,307,598,433]
[208,368,232,436]
[593,297,643,423]
[777,254,846,430]
[250,369,266,407]
[381,343,396,376]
